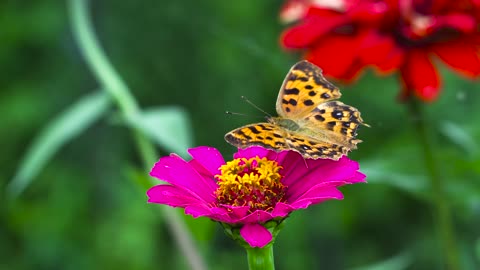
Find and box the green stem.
[407,98,460,270]
[68,1,206,270]
[246,245,275,270]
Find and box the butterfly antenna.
[241,96,272,118]
[225,111,247,116]
[225,111,266,120]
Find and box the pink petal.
[277,151,309,184]
[184,204,218,218]
[220,205,251,220]
[290,187,344,209]
[150,154,216,203]
[346,171,367,184]
[187,146,225,176]
[271,202,295,218]
[147,185,205,206]
[431,40,480,78]
[201,207,237,223]
[237,210,274,224]
[240,223,273,248]
[400,50,440,102]
[284,156,360,202]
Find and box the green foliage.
[7,91,110,198]
[126,107,193,156]
[350,252,412,270]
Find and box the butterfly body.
[225,61,368,160]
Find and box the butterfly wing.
[225,60,367,160]
[276,60,341,119]
[224,122,346,159]
[224,123,288,151]
[299,100,368,150]
[284,132,348,160]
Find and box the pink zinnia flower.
[147,146,365,248]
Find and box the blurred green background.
[1,1,479,270]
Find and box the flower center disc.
[215,157,286,213]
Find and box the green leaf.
[127,106,193,156]
[360,159,428,194]
[350,252,413,270]
[476,238,480,261]
[439,121,478,156]
[7,91,111,198]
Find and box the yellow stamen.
[215,157,286,213]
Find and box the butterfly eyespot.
[301,145,312,150]
[332,110,343,119]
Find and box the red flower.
[281,0,480,101]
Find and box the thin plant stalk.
[68,1,206,269]
[407,98,460,270]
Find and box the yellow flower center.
[215,157,286,213]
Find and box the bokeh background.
[1,1,479,270]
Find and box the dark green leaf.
[127,106,193,156]
[439,121,478,156]
[360,159,428,194]
[350,252,413,270]
[7,91,110,198]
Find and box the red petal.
[305,33,366,80]
[400,50,441,102]
[281,9,347,48]
[347,1,388,23]
[430,0,455,13]
[357,30,405,73]
[429,14,476,34]
[431,39,480,78]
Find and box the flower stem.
[68,1,206,269]
[245,245,275,270]
[407,98,460,270]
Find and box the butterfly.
[224,60,368,160]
